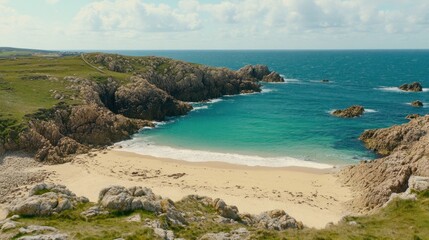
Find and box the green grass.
[0,55,133,141]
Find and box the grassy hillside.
[0,54,133,139]
[3,191,429,239]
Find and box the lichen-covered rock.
[340,116,429,212]
[332,105,365,118]
[80,206,109,218]
[98,186,187,225]
[251,210,303,230]
[399,82,423,92]
[8,183,87,216]
[200,228,250,240]
[17,233,68,240]
[411,100,424,107]
[213,198,240,221]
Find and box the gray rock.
[408,176,429,192]
[9,183,86,216]
[213,198,240,221]
[17,234,68,240]
[126,214,141,222]
[19,225,58,234]
[255,209,303,230]
[80,206,109,218]
[1,220,18,231]
[99,186,187,225]
[153,228,175,240]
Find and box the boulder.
[332,105,365,118]
[253,210,303,230]
[213,198,240,221]
[9,183,87,216]
[262,72,284,83]
[411,100,423,107]
[399,82,423,92]
[98,186,187,225]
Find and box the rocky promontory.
[340,115,429,211]
[0,53,282,163]
[332,105,365,118]
[399,82,423,92]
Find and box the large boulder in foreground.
[115,77,192,121]
[399,82,423,92]
[332,105,365,118]
[8,183,88,216]
[340,115,429,212]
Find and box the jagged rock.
[332,105,365,118]
[237,65,270,81]
[411,100,424,107]
[399,82,423,92]
[80,206,109,218]
[98,186,187,225]
[254,210,303,230]
[406,114,420,120]
[213,198,240,221]
[340,116,429,211]
[17,234,68,240]
[262,72,284,83]
[199,228,250,240]
[9,183,87,216]
[115,77,192,120]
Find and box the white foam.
[283,78,300,83]
[376,86,429,93]
[207,98,223,104]
[192,106,209,111]
[116,139,333,169]
[364,109,378,113]
[261,88,274,93]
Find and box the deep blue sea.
[110,50,429,168]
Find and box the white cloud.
[72,0,201,33]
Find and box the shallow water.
[112,50,429,167]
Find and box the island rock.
[332,105,365,118]
[411,100,423,107]
[399,82,423,92]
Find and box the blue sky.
[1,0,428,50]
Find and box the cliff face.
[340,116,429,212]
[1,53,281,163]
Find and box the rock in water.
[332,105,365,118]
[399,82,423,92]
[262,72,285,83]
[411,100,424,107]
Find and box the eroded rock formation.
[399,82,423,92]
[340,115,429,212]
[332,105,365,118]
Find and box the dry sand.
[29,149,353,228]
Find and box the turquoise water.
[112,50,429,167]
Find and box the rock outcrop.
[115,77,192,120]
[9,183,88,216]
[399,82,423,92]
[262,72,284,83]
[411,100,423,107]
[406,114,421,120]
[340,115,429,211]
[332,105,365,118]
[237,65,284,83]
[98,186,187,225]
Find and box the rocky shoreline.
[0,54,284,163]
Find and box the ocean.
[108,50,429,168]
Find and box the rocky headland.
[0,54,284,163]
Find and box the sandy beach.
[26,148,353,228]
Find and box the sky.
[0,0,429,50]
